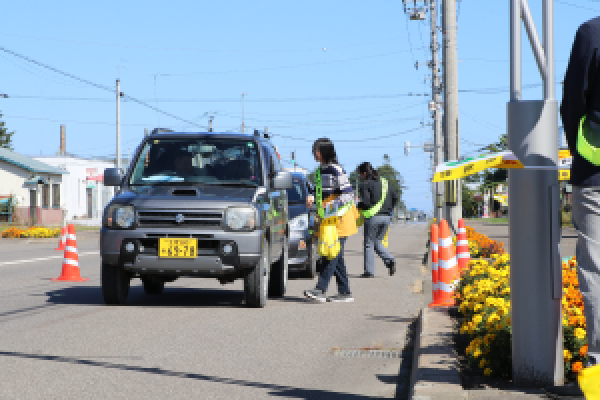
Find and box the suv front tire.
[244,238,269,308]
[101,263,131,305]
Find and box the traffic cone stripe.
[438,258,457,270]
[457,239,468,246]
[431,242,438,251]
[63,258,79,267]
[432,261,438,271]
[65,246,78,253]
[457,253,470,259]
[435,281,457,292]
[439,237,452,247]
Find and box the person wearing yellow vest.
[545,16,600,399]
[304,138,359,303]
[357,162,398,278]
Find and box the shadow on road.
[43,285,249,308]
[0,349,378,399]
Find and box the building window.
[52,184,60,208]
[42,184,50,208]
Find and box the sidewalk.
[409,219,578,399]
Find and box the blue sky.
[0,0,597,212]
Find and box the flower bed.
[1,226,61,238]
[455,226,587,382]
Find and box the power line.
[270,126,423,143]
[0,46,207,129]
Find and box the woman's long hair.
[358,162,379,181]
[312,138,339,165]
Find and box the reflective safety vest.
[314,168,353,218]
[360,178,388,218]
[577,115,600,166]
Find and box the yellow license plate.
[159,238,197,258]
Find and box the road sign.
[558,149,572,181]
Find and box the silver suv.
[101,130,292,308]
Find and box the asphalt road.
[0,222,428,399]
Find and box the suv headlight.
[104,205,135,229]
[223,207,256,231]
[289,213,308,231]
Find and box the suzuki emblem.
[175,213,185,224]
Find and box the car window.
[286,177,306,204]
[128,138,262,186]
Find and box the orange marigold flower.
[572,361,583,373]
[580,345,588,356]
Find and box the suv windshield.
[128,137,262,186]
[286,177,306,204]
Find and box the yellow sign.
[558,149,572,181]
[432,151,524,182]
[493,194,508,207]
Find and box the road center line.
[0,251,99,266]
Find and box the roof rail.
[151,128,174,135]
[253,129,269,139]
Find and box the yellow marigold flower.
[473,315,483,325]
[479,358,487,368]
[484,368,492,376]
[564,349,572,361]
[574,327,586,340]
[473,348,482,358]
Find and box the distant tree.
[377,154,406,210]
[462,182,478,218]
[0,113,14,150]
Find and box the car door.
[261,144,283,263]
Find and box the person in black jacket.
[545,16,600,399]
[356,162,398,277]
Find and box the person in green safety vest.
[303,138,359,303]
[545,16,600,399]
[357,162,398,277]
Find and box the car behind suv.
[285,172,318,278]
[101,130,292,308]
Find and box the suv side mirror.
[272,170,292,190]
[104,168,124,186]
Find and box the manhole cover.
[331,348,402,358]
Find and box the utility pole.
[442,0,461,231]
[116,79,121,171]
[209,115,214,132]
[431,0,443,222]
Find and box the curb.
[409,307,467,400]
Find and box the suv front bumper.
[100,228,263,276]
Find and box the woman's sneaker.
[304,289,326,302]
[327,293,354,303]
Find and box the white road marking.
[0,251,99,266]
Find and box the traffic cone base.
[53,224,89,282]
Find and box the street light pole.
[116,79,121,171]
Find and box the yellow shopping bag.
[578,364,600,400]
[382,226,389,248]
[318,216,341,260]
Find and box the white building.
[34,155,117,225]
[0,147,68,225]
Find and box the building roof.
[0,147,67,175]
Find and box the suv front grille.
[138,210,223,227]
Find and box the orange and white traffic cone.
[428,222,441,308]
[435,218,458,307]
[54,221,67,251]
[52,224,89,282]
[456,218,470,272]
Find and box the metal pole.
[241,92,247,133]
[543,0,554,100]
[442,0,461,230]
[116,79,121,171]
[510,0,522,101]
[508,0,563,386]
[431,0,443,222]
